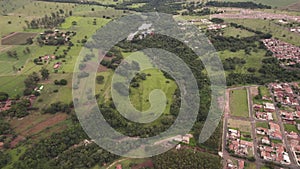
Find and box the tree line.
[25,10,66,29]
[206,1,272,9]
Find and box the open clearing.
[223,26,256,38]
[219,49,267,75]
[259,86,271,97]
[130,68,177,115]
[0,75,26,97]
[284,124,300,133]
[33,73,73,109]
[224,18,300,46]
[229,89,249,117]
[256,122,269,128]
[1,32,37,45]
[283,2,300,11]
[228,118,252,132]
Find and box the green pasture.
[229,89,249,117]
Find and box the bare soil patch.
[22,113,67,136]
[250,86,259,97]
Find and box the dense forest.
[13,121,119,169]
[152,149,222,169]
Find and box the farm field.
[0,45,34,76]
[1,32,37,45]
[229,89,249,117]
[228,118,252,132]
[0,75,26,97]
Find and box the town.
[223,83,300,169]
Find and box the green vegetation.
[152,149,221,169]
[259,86,270,97]
[130,68,177,114]
[229,89,249,117]
[256,122,269,128]
[245,162,257,169]
[0,75,26,97]
[270,139,282,144]
[284,124,300,133]
[2,0,300,168]
[223,27,256,38]
[206,1,271,9]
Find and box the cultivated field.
[1,32,37,45]
[0,75,26,97]
[229,89,249,117]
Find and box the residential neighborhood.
[223,83,300,169]
[262,39,300,66]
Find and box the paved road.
[222,87,262,169]
[222,86,299,169]
[268,85,299,169]
[246,87,261,169]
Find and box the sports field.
[229,89,249,117]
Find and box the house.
[262,137,270,145]
[176,144,181,150]
[53,62,61,69]
[238,160,244,169]
[282,152,291,164]
[253,104,263,110]
[116,164,122,169]
[240,140,253,147]
[269,122,283,140]
[264,103,275,112]
[257,127,268,135]
[182,136,190,144]
[182,134,193,144]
